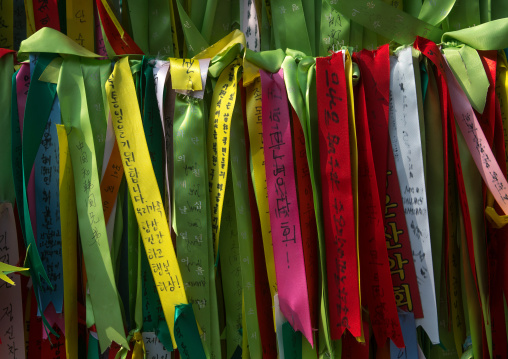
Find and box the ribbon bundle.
[1,0,508,358]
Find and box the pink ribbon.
[260,69,313,346]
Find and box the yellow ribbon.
[56,124,79,359]
[106,57,187,348]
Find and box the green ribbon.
[175,0,209,57]
[228,88,262,359]
[149,0,175,56]
[201,0,219,44]
[173,94,220,358]
[440,18,508,113]
[57,57,128,351]
[127,0,150,54]
[218,176,243,358]
[18,27,99,62]
[0,53,14,203]
[318,2,350,56]
[418,0,457,26]
[141,58,165,191]
[326,0,444,45]
[174,304,207,359]
[82,58,111,175]
[282,322,303,359]
[270,0,313,55]
[244,48,285,73]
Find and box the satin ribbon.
[65,0,94,52]
[32,0,60,32]
[207,61,240,257]
[96,0,144,56]
[260,68,313,346]
[389,46,439,344]
[0,52,15,204]
[315,52,360,340]
[230,83,263,358]
[241,80,278,359]
[218,176,243,357]
[291,107,319,332]
[244,77,278,302]
[34,95,64,314]
[355,57,404,348]
[173,91,216,357]
[56,124,79,359]
[106,56,189,349]
[58,56,128,351]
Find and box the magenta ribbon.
[260,68,313,346]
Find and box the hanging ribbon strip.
[315,52,361,340]
[389,46,439,344]
[260,68,313,346]
[207,61,240,255]
[106,56,188,349]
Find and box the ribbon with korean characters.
[207,61,240,258]
[281,50,320,340]
[260,68,313,346]
[34,94,64,314]
[244,76,278,304]
[13,54,60,335]
[106,56,191,349]
[241,77,278,358]
[173,92,218,357]
[414,37,483,356]
[0,1,13,50]
[354,61,404,348]
[66,0,94,52]
[32,0,60,32]
[353,46,423,318]
[57,56,128,352]
[389,46,439,344]
[315,52,361,340]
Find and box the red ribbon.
[354,63,404,348]
[316,53,361,340]
[32,0,60,32]
[291,108,319,332]
[95,1,143,55]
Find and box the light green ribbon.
[419,0,457,26]
[228,88,262,359]
[18,27,99,62]
[57,57,128,352]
